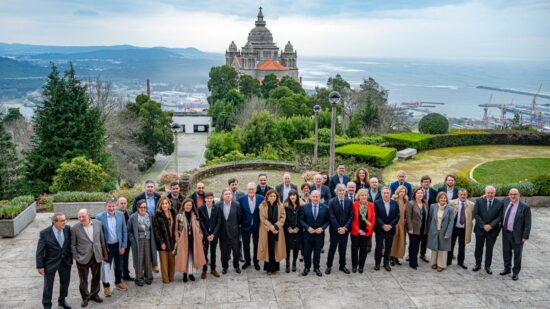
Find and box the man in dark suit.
[346,181,356,203]
[438,174,459,201]
[199,192,222,278]
[132,180,160,215]
[367,177,382,203]
[238,182,265,271]
[36,213,73,309]
[420,175,438,206]
[228,177,245,203]
[300,190,330,277]
[312,173,332,203]
[218,189,243,274]
[117,197,133,281]
[275,172,298,202]
[168,181,186,212]
[390,170,413,200]
[329,164,351,196]
[326,184,354,274]
[473,185,503,274]
[374,187,400,271]
[256,173,272,197]
[71,209,106,307]
[499,188,531,281]
[189,182,206,209]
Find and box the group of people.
[36,166,532,309]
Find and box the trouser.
[367,237,372,252]
[326,231,349,268]
[502,231,524,275]
[159,251,175,283]
[432,250,448,268]
[375,232,393,265]
[420,233,428,256]
[351,235,370,269]
[241,228,259,266]
[103,242,123,287]
[304,233,324,270]
[123,239,131,278]
[474,232,498,268]
[285,234,301,267]
[136,238,153,282]
[42,265,71,309]
[202,237,219,271]
[76,258,101,300]
[448,227,466,265]
[221,236,241,269]
[408,233,421,268]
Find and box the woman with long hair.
[350,189,375,273]
[405,188,429,270]
[174,198,206,282]
[152,196,177,283]
[284,189,302,273]
[257,189,286,275]
[354,168,370,190]
[427,192,454,272]
[390,185,408,266]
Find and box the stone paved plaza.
[1,209,549,309]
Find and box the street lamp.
[313,105,321,165]
[171,123,181,175]
[328,91,341,177]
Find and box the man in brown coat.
[448,189,474,269]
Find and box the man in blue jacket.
[238,182,264,271]
[132,180,160,215]
[96,199,128,296]
[390,170,413,201]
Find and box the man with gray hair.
[238,182,264,270]
[71,209,106,307]
[325,184,354,275]
[448,188,474,269]
[36,212,72,309]
[132,180,160,215]
[276,172,297,202]
[473,185,503,274]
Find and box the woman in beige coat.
[257,189,286,275]
[174,198,206,282]
[390,185,408,266]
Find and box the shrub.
[418,113,449,134]
[430,130,550,149]
[158,172,179,185]
[53,191,111,203]
[383,132,432,150]
[50,156,110,193]
[335,144,396,167]
[294,135,384,156]
[494,182,538,197]
[0,195,35,219]
[533,173,550,196]
[204,131,240,161]
[206,150,256,166]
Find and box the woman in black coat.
[152,196,177,284]
[284,189,302,273]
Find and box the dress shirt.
[83,223,94,241]
[207,205,212,218]
[54,226,64,247]
[146,194,156,215]
[223,202,231,220]
[248,196,256,215]
[283,185,291,202]
[456,200,466,228]
[106,213,118,244]
[505,202,519,232]
[384,200,390,216]
[446,187,454,201]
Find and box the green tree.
[0,119,23,199]
[204,131,241,161]
[268,86,294,100]
[276,116,314,145]
[347,113,363,137]
[239,74,261,99]
[418,113,449,134]
[274,93,312,117]
[327,74,351,94]
[125,94,174,170]
[207,65,239,104]
[209,89,245,131]
[279,76,305,95]
[2,108,23,123]
[24,63,107,195]
[240,110,284,155]
[50,156,110,192]
[261,73,279,98]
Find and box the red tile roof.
[257,60,287,70]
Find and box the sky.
[0,0,549,60]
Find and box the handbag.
[101,261,111,283]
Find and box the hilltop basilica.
[225,7,300,82]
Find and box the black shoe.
[240,257,245,263]
[500,269,511,276]
[472,265,481,272]
[358,268,364,273]
[80,299,88,308]
[145,279,152,285]
[235,267,241,274]
[447,261,452,266]
[339,267,351,274]
[292,264,297,272]
[242,262,251,269]
[135,279,144,286]
[285,266,290,273]
[89,295,103,303]
[314,269,322,277]
[122,275,134,281]
[189,274,195,281]
[374,264,380,271]
[352,267,357,273]
[321,249,325,254]
[302,268,309,276]
[394,260,402,266]
[222,268,228,275]
[485,267,493,275]
[58,299,72,309]
[390,260,395,266]
[325,267,331,275]
[409,265,417,270]
[384,264,392,272]
[183,274,188,283]
[512,273,519,281]
[458,264,468,270]
[254,264,261,271]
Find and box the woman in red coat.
[350,188,376,273]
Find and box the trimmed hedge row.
[0,195,35,219]
[383,132,432,150]
[52,191,142,206]
[335,144,396,167]
[294,135,384,156]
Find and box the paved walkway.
[1,208,549,308]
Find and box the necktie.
[57,229,64,247]
[487,200,492,212]
[340,200,344,211]
[504,203,513,232]
[460,202,465,225]
[313,205,318,220]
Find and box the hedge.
[335,144,396,167]
[533,173,550,196]
[0,195,35,220]
[52,191,142,205]
[383,132,432,150]
[294,135,384,156]
[430,130,550,149]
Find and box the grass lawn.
[472,158,550,184]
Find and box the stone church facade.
[225,7,299,82]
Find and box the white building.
[172,111,212,133]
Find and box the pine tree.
[24,63,107,195]
[0,120,23,199]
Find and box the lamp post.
[313,105,321,166]
[171,123,181,175]
[328,91,341,177]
